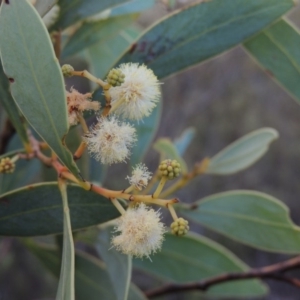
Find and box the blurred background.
[1,0,300,299]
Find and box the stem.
[71,70,107,88]
[168,204,178,221]
[111,198,126,215]
[91,184,179,207]
[102,84,112,117]
[60,171,91,190]
[77,112,89,134]
[160,158,210,198]
[123,185,135,194]
[160,177,188,198]
[73,142,87,160]
[73,113,89,160]
[153,177,168,198]
[10,155,19,164]
[142,172,159,195]
[18,132,180,212]
[36,151,52,166]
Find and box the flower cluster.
[0,157,15,174]
[112,203,166,258]
[60,63,185,259]
[81,63,161,165]
[126,163,152,191]
[109,63,161,120]
[84,116,137,165]
[66,88,100,126]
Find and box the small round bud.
[61,64,74,77]
[171,218,189,236]
[158,159,181,180]
[106,68,125,87]
[0,157,15,174]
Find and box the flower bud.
[106,68,125,87]
[0,157,15,174]
[158,159,181,180]
[61,64,74,77]
[171,218,189,236]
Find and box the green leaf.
[179,190,300,253]
[244,18,300,103]
[56,183,75,300]
[96,225,132,300]
[27,242,146,300]
[118,0,295,79]
[174,127,196,156]
[130,102,162,166]
[0,0,81,179]
[109,0,155,17]
[206,128,278,175]
[0,156,42,194]
[52,0,133,30]
[86,25,141,79]
[0,183,120,236]
[0,61,29,150]
[134,233,267,297]
[62,14,138,58]
[153,138,188,174]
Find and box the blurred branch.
[145,255,300,298]
[52,30,61,60]
[0,118,15,154]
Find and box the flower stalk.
[110,198,126,215]
[168,204,178,221]
[153,176,168,198]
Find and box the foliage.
[0,0,300,299]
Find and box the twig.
[145,255,300,298]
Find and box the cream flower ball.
[84,116,137,165]
[112,203,166,258]
[109,63,161,120]
[126,163,152,190]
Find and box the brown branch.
[0,118,15,154]
[145,255,300,298]
[53,30,61,60]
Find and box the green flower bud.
[158,159,181,180]
[0,157,15,174]
[61,64,74,77]
[106,68,125,87]
[171,218,189,236]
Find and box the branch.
[145,255,300,298]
